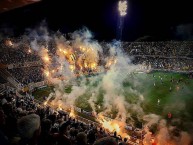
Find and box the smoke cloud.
[2,24,192,144]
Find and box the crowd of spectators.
[133,57,193,71]
[0,48,40,65]
[0,50,40,64]
[123,41,193,57]
[1,40,193,87]
[1,41,192,145]
[8,67,44,85]
[0,39,40,64]
[122,41,193,71]
[0,92,133,145]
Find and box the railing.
[0,69,21,90]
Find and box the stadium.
[1,34,193,145]
[0,0,193,145]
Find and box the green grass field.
[32,86,54,102]
[33,71,193,131]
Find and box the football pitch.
[33,71,193,131]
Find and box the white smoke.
[26,26,146,125]
[4,25,192,145]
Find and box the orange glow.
[62,50,67,55]
[44,70,50,77]
[98,115,120,133]
[57,105,63,111]
[43,56,50,62]
[40,42,103,80]
[84,62,88,68]
[91,63,97,70]
[69,108,76,118]
[5,40,14,47]
[80,46,86,52]
[28,49,32,53]
[69,65,75,72]
[105,58,117,68]
[97,114,130,139]
[43,101,47,106]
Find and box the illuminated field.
[33,71,193,132]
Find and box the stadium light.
[118,0,127,16]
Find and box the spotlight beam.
[117,0,127,41]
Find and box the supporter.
[76,132,88,145]
[38,119,53,145]
[0,108,9,145]
[87,128,97,144]
[52,121,72,145]
[17,114,41,145]
[0,40,193,145]
[93,137,118,145]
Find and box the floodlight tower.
[117,0,127,41]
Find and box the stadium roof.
[0,0,41,14]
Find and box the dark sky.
[0,0,193,41]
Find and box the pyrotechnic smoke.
[34,27,143,127]
[26,27,161,142]
[2,25,192,145]
[154,119,192,145]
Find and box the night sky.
[0,0,193,41]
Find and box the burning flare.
[5,40,14,47]
[69,108,76,118]
[97,114,130,139]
